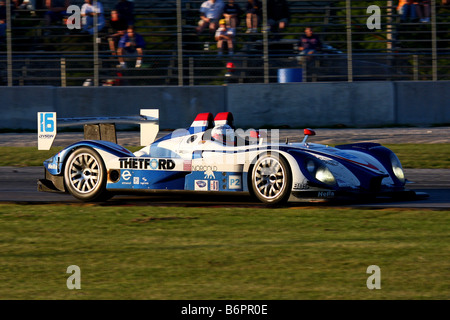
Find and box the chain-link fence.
[1,0,449,86]
[2,52,448,86]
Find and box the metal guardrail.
[1,0,449,86]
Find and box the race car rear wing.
[38,109,159,150]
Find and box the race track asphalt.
[0,167,448,208]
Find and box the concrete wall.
[395,81,450,125]
[1,86,55,129]
[53,86,226,129]
[1,81,449,130]
[0,86,226,130]
[227,82,396,128]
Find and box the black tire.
[250,153,292,204]
[64,147,109,201]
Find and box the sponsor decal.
[195,180,208,191]
[323,159,339,166]
[119,158,175,170]
[140,176,149,186]
[204,168,215,179]
[122,170,131,181]
[318,191,334,198]
[192,165,217,179]
[48,163,58,170]
[183,160,192,171]
[293,182,309,190]
[39,112,55,133]
[210,180,219,191]
[192,165,218,172]
[228,175,241,190]
[323,150,379,171]
[133,177,139,185]
[39,134,55,139]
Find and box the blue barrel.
[278,68,303,83]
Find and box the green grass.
[0,144,449,168]
[383,144,450,169]
[0,147,63,167]
[0,204,448,300]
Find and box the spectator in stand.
[107,9,127,58]
[0,0,12,44]
[6,0,20,11]
[245,0,261,33]
[81,0,105,34]
[397,0,418,22]
[415,0,430,23]
[223,0,241,30]
[117,26,145,68]
[19,0,45,16]
[0,19,5,44]
[19,0,34,10]
[215,18,235,55]
[196,0,225,35]
[267,0,290,36]
[44,0,69,28]
[297,27,322,62]
[114,0,134,26]
[0,0,11,20]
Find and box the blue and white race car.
[37,110,416,204]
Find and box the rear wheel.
[64,147,109,201]
[251,153,292,204]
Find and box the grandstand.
[1,0,449,86]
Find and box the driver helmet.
[211,124,235,146]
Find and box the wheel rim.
[254,156,286,200]
[68,153,101,194]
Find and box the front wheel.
[64,147,109,201]
[251,153,292,204]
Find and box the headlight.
[315,167,336,185]
[390,153,405,183]
[306,160,316,173]
[306,158,336,185]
